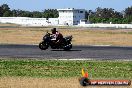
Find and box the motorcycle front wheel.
[39,41,49,50]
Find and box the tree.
[124,6,132,23]
[3,11,11,17]
[0,6,3,16]
[1,4,10,12]
[1,4,10,16]
[32,11,42,18]
[88,7,124,23]
[124,6,132,17]
[42,9,58,18]
[95,7,122,19]
[11,10,17,17]
[13,10,32,17]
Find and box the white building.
[57,8,86,25]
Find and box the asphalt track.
[0,44,132,60]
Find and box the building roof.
[57,8,85,11]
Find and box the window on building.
[73,16,76,18]
[80,11,83,13]
[73,21,76,23]
[81,19,87,22]
[74,11,78,13]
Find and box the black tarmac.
[0,44,132,60]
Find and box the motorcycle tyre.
[39,42,48,50]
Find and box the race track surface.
[0,44,132,60]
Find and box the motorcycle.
[39,32,72,51]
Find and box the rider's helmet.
[51,28,56,34]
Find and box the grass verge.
[0,59,132,79]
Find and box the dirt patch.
[0,27,132,46]
[0,77,131,88]
[0,23,19,27]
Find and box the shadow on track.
[51,49,82,51]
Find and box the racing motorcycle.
[39,32,72,51]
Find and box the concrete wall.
[0,17,58,26]
[78,23,132,28]
[48,18,59,25]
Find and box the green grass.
[0,59,132,79]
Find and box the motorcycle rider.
[51,28,63,45]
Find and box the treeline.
[0,4,132,24]
[0,4,58,18]
[87,7,132,24]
